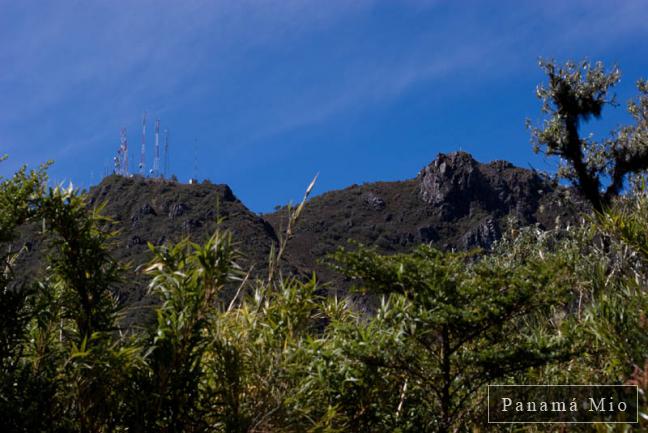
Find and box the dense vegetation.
[1,60,647,432]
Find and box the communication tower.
[113,128,129,176]
[120,127,129,175]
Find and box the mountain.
[264,151,580,288]
[15,176,279,325]
[14,151,582,324]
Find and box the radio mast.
[114,128,129,176]
[120,127,129,175]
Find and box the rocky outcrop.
[419,151,482,219]
[418,152,557,224]
[460,216,500,249]
[364,192,386,211]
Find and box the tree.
[37,184,140,433]
[328,244,576,432]
[0,162,56,432]
[528,59,648,212]
[38,185,122,342]
[142,231,244,433]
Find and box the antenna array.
[113,128,129,175]
[112,112,173,180]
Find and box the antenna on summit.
[120,128,129,175]
[114,128,129,176]
[139,112,147,175]
[153,119,160,177]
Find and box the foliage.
[327,244,576,432]
[141,232,243,432]
[528,59,648,212]
[0,162,54,432]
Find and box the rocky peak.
[418,152,484,219]
[417,152,561,224]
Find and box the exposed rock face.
[419,152,482,219]
[364,192,386,211]
[460,216,500,249]
[168,203,189,219]
[418,152,553,225]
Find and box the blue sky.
[1,0,648,212]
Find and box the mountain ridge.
[14,151,582,324]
